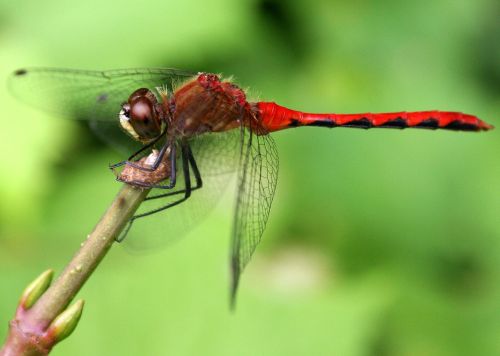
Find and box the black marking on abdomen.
[443,121,479,131]
[288,118,301,127]
[415,118,439,129]
[380,117,407,129]
[307,119,337,128]
[342,118,372,129]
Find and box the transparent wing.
[121,128,241,251]
[88,120,142,155]
[230,123,279,304]
[8,67,195,121]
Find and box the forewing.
[121,128,241,251]
[230,124,279,304]
[88,120,142,155]
[8,67,195,121]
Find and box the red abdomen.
[256,102,493,132]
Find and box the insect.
[9,68,493,303]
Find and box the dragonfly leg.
[109,132,165,170]
[115,141,193,242]
[122,139,171,172]
[187,143,203,188]
[145,143,202,200]
[115,142,178,189]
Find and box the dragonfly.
[8,68,494,304]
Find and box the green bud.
[47,299,85,342]
[21,269,54,309]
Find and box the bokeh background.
[1,0,499,355]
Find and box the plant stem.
[1,184,149,356]
[28,184,148,326]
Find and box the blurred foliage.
[0,0,499,355]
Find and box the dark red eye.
[120,88,163,143]
[130,97,154,122]
[129,88,153,103]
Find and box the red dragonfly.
[9,68,493,303]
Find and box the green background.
[0,0,499,355]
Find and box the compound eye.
[129,88,152,102]
[120,88,162,143]
[130,97,154,122]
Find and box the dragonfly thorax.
[119,88,164,144]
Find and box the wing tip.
[13,68,28,76]
[7,69,31,99]
[229,257,240,311]
[229,289,238,311]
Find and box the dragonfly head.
[119,88,163,144]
